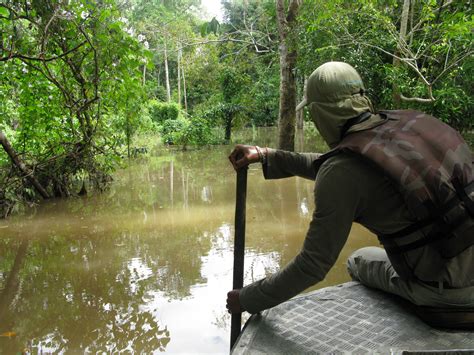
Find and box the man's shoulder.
[319,150,392,188]
[316,152,376,186]
[319,151,369,171]
[315,152,392,205]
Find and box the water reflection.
[0,233,171,353]
[0,128,378,353]
[201,186,213,203]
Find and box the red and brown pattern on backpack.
[316,110,474,259]
[340,110,473,219]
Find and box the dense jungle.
[0,0,472,217]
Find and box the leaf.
[0,7,9,17]
[99,9,112,22]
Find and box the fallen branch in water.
[0,130,50,199]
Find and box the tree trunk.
[296,109,303,131]
[170,159,174,208]
[409,0,415,45]
[276,0,300,152]
[225,114,232,142]
[177,52,181,107]
[0,131,50,199]
[393,0,411,106]
[182,63,188,112]
[157,65,161,86]
[400,0,410,42]
[164,40,171,103]
[296,76,307,130]
[295,127,304,151]
[126,117,131,159]
[0,239,29,324]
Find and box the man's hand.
[228,145,260,170]
[226,289,244,313]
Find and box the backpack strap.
[379,181,474,257]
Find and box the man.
[226,61,474,317]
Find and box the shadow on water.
[0,127,379,353]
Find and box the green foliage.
[245,65,280,126]
[182,0,281,135]
[2,0,469,218]
[220,66,241,102]
[149,101,181,125]
[182,116,219,146]
[158,115,219,147]
[432,81,473,131]
[298,0,473,130]
[182,39,221,110]
[200,17,221,36]
[0,0,151,215]
[159,118,187,145]
[129,0,199,106]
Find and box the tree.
[0,0,147,216]
[276,0,301,151]
[129,0,198,106]
[298,0,473,131]
[220,66,245,141]
[192,1,281,133]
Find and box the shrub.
[182,116,218,146]
[158,115,220,147]
[159,118,187,145]
[149,101,180,125]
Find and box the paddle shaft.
[230,167,248,350]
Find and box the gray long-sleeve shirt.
[239,149,416,314]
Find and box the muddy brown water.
[0,129,378,353]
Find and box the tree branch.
[407,0,454,38]
[432,50,473,86]
[0,4,38,24]
[0,131,50,199]
[178,37,273,53]
[0,41,87,62]
[400,94,434,103]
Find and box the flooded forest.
[0,0,472,353]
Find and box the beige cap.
[298,62,375,148]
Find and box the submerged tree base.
[0,141,114,219]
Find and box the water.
[0,129,378,353]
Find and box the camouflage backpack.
[315,110,474,259]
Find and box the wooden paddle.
[230,166,248,350]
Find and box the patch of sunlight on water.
[0,128,379,353]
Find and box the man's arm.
[263,149,322,180]
[235,157,364,314]
[228,144,322,180]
